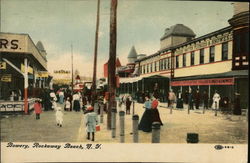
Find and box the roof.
[160,24,196,40]
[128,46,138,58]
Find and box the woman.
[176,90,183,109]
[138,95,153,132]
[151,96,163,125]
[73,92,81,112]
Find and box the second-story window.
[191,51,195,66]
[150,63,153,72]
[154,61,157,71]
[176,56,179,68]
[183,54,186,67]
[200,48,204,64]
[164,59,167,70]
[167,58,170,69]
[210,46,215,62]
[146,64,149,73]
[222,42,228,61]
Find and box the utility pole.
[91,0,101,106]
[71,44,74,94]
[107,0,118,129]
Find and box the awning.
[119,76,143,84]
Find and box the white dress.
[212,93,221,109]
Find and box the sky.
[1,0,234,78]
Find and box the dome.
[160,24,196,40]
[36,41,46,52]
[128,46,138,58]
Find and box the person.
[85,106,98,141]
[168,89,176,109]
[73,92,81,112]
[151,95,163,125]
[55,107,63,127]
[59,89,64,104]
[176,90,183,109]
[203,90,209,110]
[125,95,132,115]
[233,92,241,115]
[50,90,57,110]
[34,100,42,120]
[188,90,194,110]
[82,95,88,112]
[194,89,201,110]
[221,96,230,112]
[138,95,153,132]
[212,90,221,110]
[184,90,189,104]
[64,97,71,111]
[153,83,159,99]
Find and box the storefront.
[0,32,48,114]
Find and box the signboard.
[1,74,12,82]
[21,64,33,74]
[0,61,6,69]
[0,33,27,53]
[171,78,234,86]
[36,71,49,78]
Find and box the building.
[118,2,249,108]
[0,32,49,113]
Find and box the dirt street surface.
[1,102,248,143]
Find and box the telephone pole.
[71,44,74,93]
[91,0,101,106]
[107,0,118,129]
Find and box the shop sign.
[21,64,33,74]
[171,78,234,86]
[0,61,6,69]
[0,34,26,53]
[36,71,48,78]
[1,74,12,82]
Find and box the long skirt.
[176,98,183,109]
[151,108,163,125]
[138,109,153,132]
[73,100,80,111]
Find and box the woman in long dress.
[138,96,153,132]
[176,90,183,109]
[151,96,163,125]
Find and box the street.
[0,102,248,143]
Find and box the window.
[164,59,167,70]
[146,64,149,73]
[150,63,153,72]
[167,58,170,69]
[183,54,186,67]
[200,49,204,64]
[143,65,145,74]
[210,46,215,62]
[176,56,179,68]
[191,51,195,66]
[158,61,160,71]
[154,61,157,71]
[222,42,228,61]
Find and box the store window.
[209,46,215,62]
[191,51,195,66]
[200,48,204,64]
[183,54,186,67]
[222,42,228,61]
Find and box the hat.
[87,106,94,111]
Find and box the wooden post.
[111,107,117,138]
[91,0,101,106]
[24,58,28,114]
[107,0,118,130]
[100,103,104,123]
[132,101,135,115]
[151,122,161,143]
[215,101,218,116]
[132,115,139,143]
[119,111,125,143]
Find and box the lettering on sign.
[0,61,7,69]
[1,74,12,82]
[171,78,234,86]
[0,39,19,50]
[54,70,70,74]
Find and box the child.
[85,106,98,141]
[65,97,71,111]
[55,107,63,127]
[34,100,42,119]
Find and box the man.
[188,90,194,110]
[203,90,209,110]
[168,89,176,109]
[194,89,201,110]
